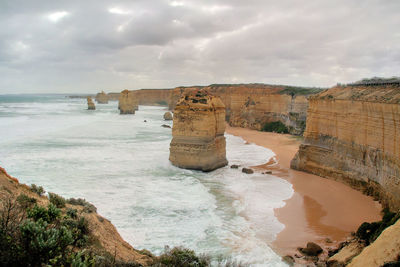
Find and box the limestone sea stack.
[95,91,109,104]
[87,97,95,110]
[169,89,228,171]
[119,90,138,114]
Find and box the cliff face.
[134,89,172,106]
[169,84,315,135]
[169,89,228,171]
[95,91,109,104]
[291,85,400,210]
[87,97,95,110]
[119,90,138,114]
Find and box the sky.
[0,0,399,93]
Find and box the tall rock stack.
[87,97,95,110]
[291,83,400,210]
[118,90,138,114]
[95,91,109,104]
[169,89,228,171]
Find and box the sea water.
[0,95,293,266]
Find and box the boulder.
[161,124,171,128]
[282,255,295,266]
[163,111,173,120]
[299,242,323,256]
[230,165,239,169]
[242,168,254,174]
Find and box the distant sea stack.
[95,91,109,104]
[291,79,400,210]
[119,90,138,114]
[169,89,228,172]
[87,97,95,110]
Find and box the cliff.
[119,90,138,114]
[0,167,152,265]
[95,91,109,104]
[291,84,400,211]
[169,84,319,135]
[87,96,95,110]
[169,89,228,171]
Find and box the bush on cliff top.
[261,121,289,134]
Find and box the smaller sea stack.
[169,89,228,171]
[119,90,138,114]
[87,97,95,110]
[95,91,109,104]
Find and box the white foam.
[0,96,292,266]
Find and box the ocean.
[0,94,293,266]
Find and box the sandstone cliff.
[87,96,95,110]
[291,84,400,211]
[169,89,228,171]
[169,84,318,135]
[119,90,138,114]
[95,91,109,104]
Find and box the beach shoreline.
[225,125,382,257]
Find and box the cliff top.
[313,84,400,104]
[175,89,225,110]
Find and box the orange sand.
[226,126,382,256]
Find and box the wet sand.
[226,126,382,256]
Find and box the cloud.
[0,0,399,93]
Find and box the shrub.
[157,246,210,267]
[261,121,289,134]
[49,192,66,208]
[16,193,37,209]
[30,184,45,196]
[67,198,97,213]
[67,208,78,219]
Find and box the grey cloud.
[0,0,399,93]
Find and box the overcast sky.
[0,0,399,93]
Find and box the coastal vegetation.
[261,121,289,134]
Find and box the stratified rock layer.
[169,84,317,135]
[87,97,95,110]
[169,90,228,171]
[95,91,109,104]
[119,90,138,114]
[291,84,400,210]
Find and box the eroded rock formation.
[291,84,400,210]
[87,97,95,110]
[169,84,318,135]
[169,89,228,171]
[118,90,138,114]
[95,91,109,104]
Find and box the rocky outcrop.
[169,84,319,135]
[95,91,109,104]
[118,90,138,114]
[169,89,228,171]
[163,112,173,120]
[348,219,400,267]
[87,97,95,110]
[291,84,400,210]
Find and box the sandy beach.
[226,125,382,256]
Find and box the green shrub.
[27,203,61,223]
[67,198,97,213]
[261,121,289,134]
[30,184,45,196]
[157,246,210,267]
[49,192,66,208]
[16,193,37,209]
[67,208,78,219]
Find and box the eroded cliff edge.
[291,84,400,211]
